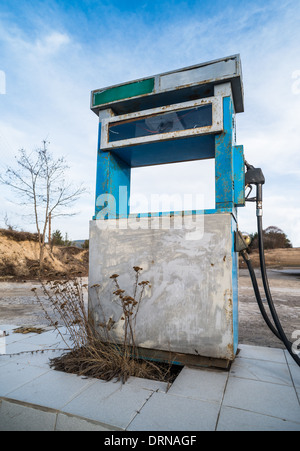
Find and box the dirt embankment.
[0,229,88,280]
[239,247,300,269]
[1,228,299,281]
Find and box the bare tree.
[249,225,293,251]
[3,212,17,231]
[0,140,86,272]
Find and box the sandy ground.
[0,271,299,350]
[238,268,300,349]
[241,248,300,269]
[0,230,88,280]
[0,278,88,330]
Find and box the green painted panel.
[93,78,155,107]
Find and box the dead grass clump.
[0,228,39,242]
[14,326,45,335]
[49,342,176,384]
[33,270,180,384]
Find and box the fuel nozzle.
[244,160,265,217]
[245,161,265,186]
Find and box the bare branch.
[0,141,86,272]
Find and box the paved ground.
[0,269,299,431]
[0,325,299,431]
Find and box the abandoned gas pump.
[89,55,246,368]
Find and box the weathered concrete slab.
[89,213,237,361]
[0,399,57,432]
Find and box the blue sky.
[0,0,300,245]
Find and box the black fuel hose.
[256,214,300,366]
[244,161,300,366]
[241,250,282,341]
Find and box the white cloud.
[292,70,300,95]
[35,32,70,56]
[0,70,5,94]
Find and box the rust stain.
[224,288,233,322]
[227,343,234,360]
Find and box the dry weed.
[33,269,181,384]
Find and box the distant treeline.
[248,226,292,251]
[0,228,39,242]
[0,228,88,249]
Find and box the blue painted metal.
[94,94,245,219]
[94,122,131,219]
[129,208,233,219]
[233,145,245,207]
[215,96,234,210]
[110,135,215,168]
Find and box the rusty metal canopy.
[91,54,244,116]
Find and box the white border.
[100,96,223,151]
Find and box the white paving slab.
[2,348,66,369]
[168,366,228,403]
[230,357,294,386]
[223,376,300,423]
[0,325,19,334]
[126,375,168,393]
[61,378,155,430]
[0,361,50,397]
[4,341,47,355]
[16,329,62,346]
[5,369,96,410]
[237,344,286,363]
[0,326,71,368]
[289,364,300,389]
[127,391,220,431]
[55,412,116,431]
[217,405,300,431]
[4,331,40,345]
[0,353,17,367]
[21,329,72,348]
[284,350,300,366]
[0,399,57,432]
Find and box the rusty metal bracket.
[234,230,249,253]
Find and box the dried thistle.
[33,272,178,385]
[133,266,143,272]
[108,266,151,360]
[113,289,125,296]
